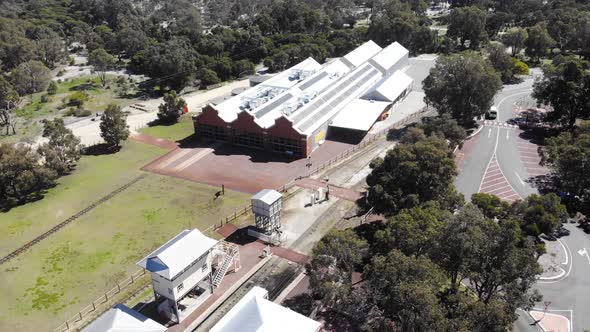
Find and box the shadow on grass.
[0,188,53,212]
[83,143,120,156]
[69,83,99,91]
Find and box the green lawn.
[0,141,250,331]
[139,114,195,142]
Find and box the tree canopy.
[99,104,129,149]
[366,133,460,214]
[533,55,590,129]
[423,52,502,127]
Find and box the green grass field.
[139,114,195,142]
[0,140,250,331]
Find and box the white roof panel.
[137,229,217,280]
[369,42,408,74]
[82,304,167,332]
[343,40,383,68]
[210,286,321,332]
[364,71,413,102]
[330,99,390,131]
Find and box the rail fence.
[52,108,432,331]
[54,269,149,332]
[0,174,148,266]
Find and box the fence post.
[117,284,121,293]
[79,312,82,321]
[131,274,134,283]
[65,321,69,330]
[92,302,96,311]
[104,293,108,302]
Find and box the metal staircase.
[212,242,240,288]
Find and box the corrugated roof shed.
[329,99,391,131]
[363,70,413,102]
[369,42,409,74]
[251,189,282,205]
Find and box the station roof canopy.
[210,286,321,332]
[82,304,167,332]
[137,229,218,280]
[364,70,413,103]
[329,99,391,132]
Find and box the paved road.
[455,71,542,201]
[515,223,590,332]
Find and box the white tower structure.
[250,189,283,243]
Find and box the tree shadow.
[83,143,120,156]
[283,293,314,316]
[69,83,99,91]
[0,188,53,212]
[526,173,558,194]
[146,118,177,127]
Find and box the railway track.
[0,174,147,265]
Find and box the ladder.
[212,242,240,287]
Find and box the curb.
[468,124,484,139]
[538,266,566,281]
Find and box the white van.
[486,106,498,120]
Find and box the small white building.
[137,229,234,323]
[210,286,321,332]
[82,304,167,332]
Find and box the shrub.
[57,69,66,77]
[67,91,88,107]
[512,58,529,75]
[47,81,58,95]
[40,94,50,103]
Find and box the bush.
[512,58,529,75]
[40,94,50,103]
[196,68,221,86]
[57,69,66,77]
[47,81,58,95]
[67,91,89,107]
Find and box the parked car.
[556,227,570,237]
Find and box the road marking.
[515,171,525,185]
[506,129,509,139]
[488,128,491,138]
[530,310,572,332]
[577,248,590,264]
[539,237,574,284]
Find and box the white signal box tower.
[250,189,283,243]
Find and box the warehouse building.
[193,40,412,157]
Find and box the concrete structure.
[193,40,412,157]
[137,229,240,323]
[210,286,321,332]
[82,304,167,332]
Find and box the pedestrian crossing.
[483,120,519,128]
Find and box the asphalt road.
[455,71,541,201]
[515,223,590,332]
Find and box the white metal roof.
[137,229,218,280]
[215,58,322,123]
[210,286,321,332]
[82,304,167,332]
[292,62,383,135]
[369,42,409,74]
[251,189,282,205]
[363,70,413,102]
[342,40,383,68]
[329,99,391,131]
